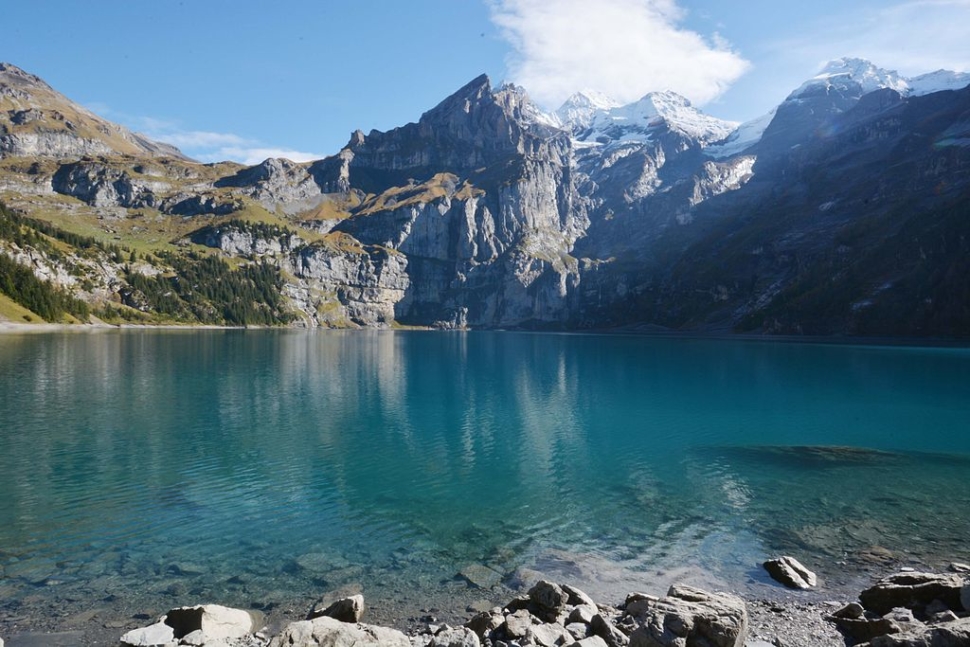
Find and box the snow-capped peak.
[554,90,622,130]
[581,90,738,146]
[791,57,970,100]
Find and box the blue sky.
[5,0,970,164]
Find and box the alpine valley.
[1,58,969,336]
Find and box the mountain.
[0,63,187,160]
[1,59,968,337]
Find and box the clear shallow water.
[1,330,969,637]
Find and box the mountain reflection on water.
[0,330,968,634]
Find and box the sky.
[5,0,970,164]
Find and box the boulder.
[120,621,176,647]
[503,609,537,638]
[527,622,572,647]
[866,616,970,646]
[268,616,410,647]
[465,611,504,639]
[831,602,865,619]
[430,626,481,647]
[568,604,598,625]
[829,615,900,644]
[627,585,747,647]
[308,594,365,623]
[859,572,967,616]
[562,584,598,609]
[530,581,570,620]
[566,623,591,640]
[570,637,608,647]
[164,604,255,642]
[962,584,970,613]
[763,556,817,590]
[590,614,629,647]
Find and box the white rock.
[763,556,817,589]
[120,621,176,647]
[268,615,411,647]
[165,604,254,642]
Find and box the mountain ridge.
[1,58,968,337]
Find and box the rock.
[179,630,206,646]
[569,636,608,647]
[831,602,865,619]
[268,616,410,647]
[763,556,817,590]
[120,621,176,647]
[530,581,570,620]
[829,607,921,644]
[859,572,967,616]
[948,562,970,574]
[308,594,365,623]
[962,584,970,613]
[459,564,504,590]
[830,616,899,643]
[568,604,598,625]
[590,614,629,647]
[163,604,255,642]
[627,585,747,647]
[624,594,660,619]
[562,584,598,609]
[527,622,572,647]
[504,609,537,638]
[465,611,504,638]
[566,623,590,640]
[866,616,970,646]
[431,626,481,647]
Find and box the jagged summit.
[573,90,738,147]
[554,90,622,130]
[0,61,188,160]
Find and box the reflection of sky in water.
[0,331,969,621]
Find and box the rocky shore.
[4,562,963,647]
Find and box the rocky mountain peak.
[1,61,188,161]
[791,57,908,100]
[573,89,737,147]
[554,90,622,130]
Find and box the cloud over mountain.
[489,0,750,107]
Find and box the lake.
[1,330,969,640]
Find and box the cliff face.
[2,62,969,335]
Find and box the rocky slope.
[1,59,968,336]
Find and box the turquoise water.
[1,330,969,635]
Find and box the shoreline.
[1,320,968,349]
[2,562,967,647]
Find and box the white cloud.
[82,103,324,165]
[195,147,323,166]
[488,0,750,108]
